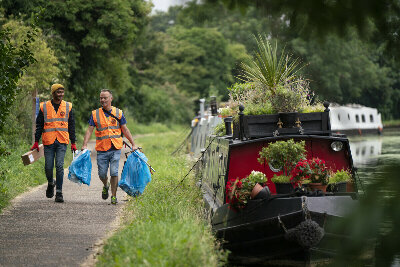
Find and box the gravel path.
[0,140,131,267]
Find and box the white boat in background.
[329,104,383,135]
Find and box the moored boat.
[329,104,383,135]
[198,103,370,266]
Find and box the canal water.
[349,128,400,185]
[348,128,400,266]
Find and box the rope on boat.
[172,137,216,191]
[171,127,193,156]
[278,196,325,249]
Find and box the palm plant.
[239,34,305,96]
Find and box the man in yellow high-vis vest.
[81,89,137,205]
[30,84,77,203]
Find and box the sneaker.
[102,183,110,200]
[55,192,64,203]
[46,182,55,198]
[111,196,118,205]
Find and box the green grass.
[383,119,400,127]
[97,128,227,266]
[0,143,73,212]
[125,118,191,135]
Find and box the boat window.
[361,115,366,123]
[370,146,374,154]
[348,113,350,120]
[370,114,374,122]
[361,147,366,156]
[355,115,360,123]
[338,114,340,121]
[356,148,360,156]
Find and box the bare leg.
[100,177,108,187]
[110,176,118,197]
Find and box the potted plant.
[292,157,329,192]
[271,175,294,194]
[328,169,352,192]
[227,171,268,210]
[258,139,306,193]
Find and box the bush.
[120,83,195,124]
[271,174,291,183]
[329,169,351,184]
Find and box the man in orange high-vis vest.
[81,89,137,205]
[30,84,77,203]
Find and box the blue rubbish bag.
[68,149,92,186]
[119,151,151,197]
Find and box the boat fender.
[284,219,325,249]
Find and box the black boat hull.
[210,196,373,266]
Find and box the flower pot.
[274,183,294,194]
[278,112,298,128]
[335,182,347,192]
[250,183,264,199]
[346,182,355,192]
[308,183,327,192]
[253,186,271,200]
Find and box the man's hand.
[30,142,39,152]
[81,145,87,151]
[71,143,77,152]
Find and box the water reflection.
[348,130,400,169]
[349,138,382,166]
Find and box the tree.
[0,25,36,133]
[1,0,152,121]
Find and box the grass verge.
[96,126,227,266]
[0,141,74,213]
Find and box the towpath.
[0,140,131,266]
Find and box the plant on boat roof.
[220,34,324,116]
[258,139,306,177]
[227,171,267,210]
[239,34,305,96]
[328,169,352,184]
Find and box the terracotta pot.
[250,183,264,199]
[308,183,327,192]
[346,182,355,192]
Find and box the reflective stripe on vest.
[41,100,71,145]
[93,107,123,151]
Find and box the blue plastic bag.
[68,149,92,186]
[119,151,151,196]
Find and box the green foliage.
[4,19,60,94]
[258,139,306,176]
[213,122,225,136]
[329,169,352,184]
[120,83,195,124]
[97,129,227,266]
[0,25,36,133]
[239,34,305,96]
[2,0,152,123]
[271,174,291,184]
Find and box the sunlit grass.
[97,129,227,266]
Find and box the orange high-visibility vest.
[40,100,72,145]
[92,107,123,151]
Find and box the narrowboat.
[329,104,383,135]
[198,102,368,266]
